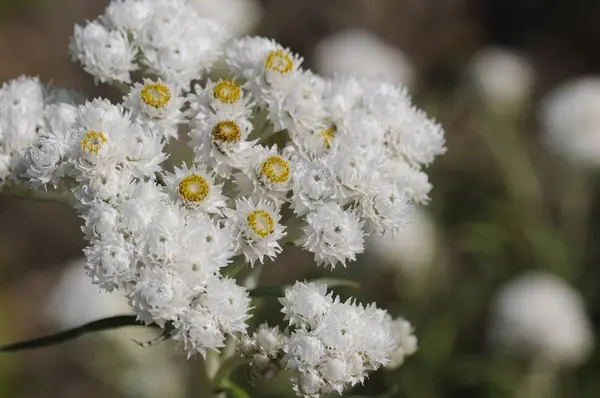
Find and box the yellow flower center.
[319,126,337,149]
[265,50,294,75]
[259,156,290,184]
[211,120,242,143]
[247,210,275,238]
[81,131,108,154]
[213,80,241,104]
[141,82,171,109]
[178,174,210,204]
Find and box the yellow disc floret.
[178,174,210,205]
[247,210,275,238]
[319,126,337,149]
[213,80,241,104]
[141,82,171,109]
[259,156,290,184]
[265,50,294,75]
[211,120,242,143]
[81,131,108,154]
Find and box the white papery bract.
[11,0,441,380]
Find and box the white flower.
[173,307,226,358]
[540,77,600,168]
[43,102,78,134]
[301,203,364,268]
[234,145,293,205]
[189,114,258,177]
[359,184,412,235]
[24,129,73,188]
[314,29,415,85]
[138,1,231,88]
[187,79,253,119]
[225,197,286,265]
[264,71,326,136]
[162,164,226,214]
[388,318,418,369]
[197,277,251,334]
[284,329,326,371]
[84,234,136,291]
[254,323,284,357]
[0,76,45,181]
[225,36,283,81]
[70,21,137,84]
[128,266,190,325]
[468,47,534,110]
[279,281,333,329]
[124,78,185,140]
[488,271,594,367]
[290,157,336,215]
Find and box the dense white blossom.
[6,0,444,386]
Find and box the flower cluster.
[0,77,78,186]
[239,282,417,397]
[3,0,442,386]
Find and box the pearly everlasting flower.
[225,197,286,265]
[124,78,185,140]
[314,29,415,85]
[234,145,293,205]
[187,79,253,119]
[128,266,190,325]
[540,77,600,168]
[302,203,365,268]
[488,271,594,367]
[189,114,258,177]
[137,0,231,89]
[279,282,333,329]
[70,21,137,84]
[162,164,226,214]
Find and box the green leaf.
[249,278,360,298]
[0,315,152,352]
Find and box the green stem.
[2,184,72,206]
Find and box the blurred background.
[2,0,600,397]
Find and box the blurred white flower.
[468,47,534,110]
[488,271,594,367]
[190,0,263,36]
[540,77,600,168]
[367,209,437,280]
[45,258,131,329]
[313,29,415,85]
